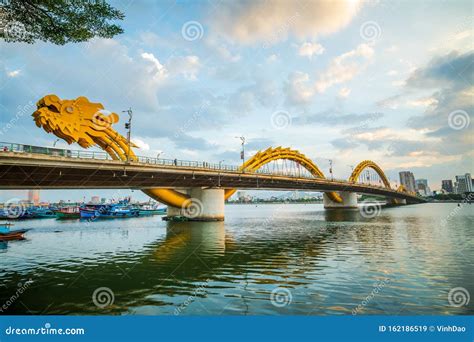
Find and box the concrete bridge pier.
[166,188,225,221]
[323,191,358,209]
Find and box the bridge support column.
[323,192,358,209]
[165,188,225,221]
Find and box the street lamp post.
[328,159,333,180]
[235,136,246,168]
[122,108,133,163]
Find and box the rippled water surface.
[0,203,473,315]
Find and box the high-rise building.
[399,171,416,193]
[441,180,454,193]
[416,179,431,196]
[27,189,40,205]
[455,173,473,194]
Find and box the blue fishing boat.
[0,206,55,220]
[80,203,139,219]
[30,207,56,218]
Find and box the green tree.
[0,0,124,45]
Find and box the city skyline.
[1,0,472,202]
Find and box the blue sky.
[1,0,473,202]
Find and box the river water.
[0,203,472,315]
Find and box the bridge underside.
[0,153,424,204]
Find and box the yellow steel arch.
[349,160,392,189]
[224,147,342,203]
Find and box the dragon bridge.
[32,95,408,209]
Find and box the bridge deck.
[0,152,425,203]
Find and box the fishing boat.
[0,223,30,241]
[55,206,81,219]
[79,204,108,219]
[0,206,55,220]
[80,203,139,219]
[138,203,167,216]
[30,207,56,218]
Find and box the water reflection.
[0,203,472,315]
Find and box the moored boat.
[31,207,56,218]
[0,223,30,241]
[138,204,167,216]
[80,203,139,219]
[55,206,81,219]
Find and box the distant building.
[28,190,40,205]
[399,171,416,193]
[455,173,473,194]
[91,196,100,204]
[416,179,431,196]
[441,180,454,193]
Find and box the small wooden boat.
[0,223,29,241]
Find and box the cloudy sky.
[1,0,472,202]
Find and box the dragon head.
[33,94,120,148]
[33,94,137,161]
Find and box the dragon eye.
[66,106,74,113]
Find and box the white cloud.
[131,138,150,151]
[7,69,21,77]
[315,43,374,93]
[454,29,471,40]
[298,42,325,59]
[141,52,167,80]
[407,97,438,107]
[167,55,201,81]
[386,70,398,76]
[212,0,362,45]
[338,87,351,98]
[391,80,406,87]
[385,45,398,53]
[267,54,279,63]
[285,71,314,105]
